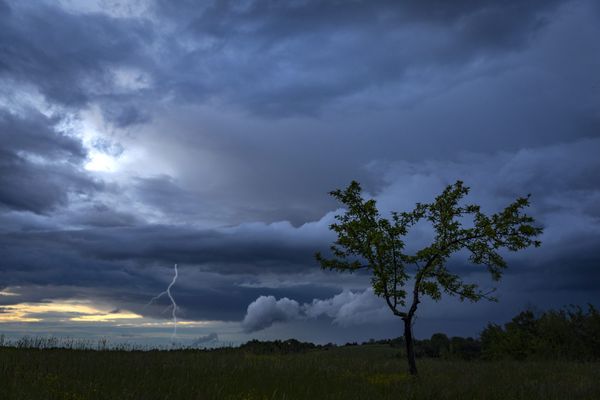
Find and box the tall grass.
[1,344,598,399]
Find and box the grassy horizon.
[1,344,599,400]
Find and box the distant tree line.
[480,304,600,361]
[239,339,324,354]
[362,304,600,361]
[237,305,600,361]
[358,334,481,361]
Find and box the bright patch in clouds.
[84,151,119,172]
[77,108,123,173]
[0,300,142,323]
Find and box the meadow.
[1,343,599,400]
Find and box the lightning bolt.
[148,264,179,344]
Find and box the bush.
[481,304,600,361]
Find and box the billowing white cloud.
[305,288,392,326]
[241,296,302,333]
[242,288,392,333]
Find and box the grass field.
[1,344,599,399]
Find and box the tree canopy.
[316,180,543,374]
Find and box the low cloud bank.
[241,296,302,333]
[191,332,219,346]
[242,288,391,333]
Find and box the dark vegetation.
[241,304,600,362]
[481,304,600,361]
[373,304,600,361]
[1,344,599,400]
[1,306,599,399]
[317,180,542,374]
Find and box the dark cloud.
[101,103,151,128]
[1,0,599,344]
[119,0,600,226]
[163,0,565,47]
[0,0,10,16]
[152,0,569,116]
[0,221,327,278]
[0,109,85,160]
[0,0,588,121]
[0,217,339,321]
[130,175,210,220]
[0,109,100,214]
[63,203,142,228]
[0,2,155,125]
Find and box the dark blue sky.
[0,0,599,347]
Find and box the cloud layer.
[1,0,599,344]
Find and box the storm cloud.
[0,109,100,214]
[1,0,599,345]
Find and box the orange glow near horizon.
[0,300,143,323]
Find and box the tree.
[316,180,542,375]
[429,333,450,358]
[480,304,600,361]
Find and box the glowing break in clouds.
[0,300,142,323]
[148,264,179,343]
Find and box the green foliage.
[409,334,480,360]
[481,304,600,361]
[429,333,451,357]
[412,333,450,358]
[316,180,543,319]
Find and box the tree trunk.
[403,317,418,375]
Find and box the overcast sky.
[1,0,599,347]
